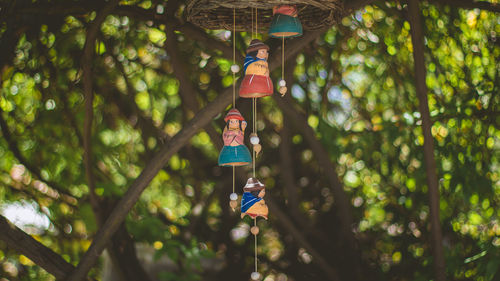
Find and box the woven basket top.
[186,0,343,32]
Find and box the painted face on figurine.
[228,119,240,129]
[257,48,268,60]
[258,189,265,198]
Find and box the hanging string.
[251,7,254,39]
[232,8,236,108]
[254,218,258,273]
[282,36,285,81]
[252,98,256,177]
[232,166,235,194]
[252,98,255,132]
[255,8,258,37]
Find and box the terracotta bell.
[218,109,252,166]
[239,39,274,98]
[268,5,303,38]
[241,177,269,220]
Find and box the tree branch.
[265,197,340,280]
[177,23,235,60]
[272,65,362,280]
[164,25,224,149]
[80,3,155,281]
[272,95,354,242]
[343,0,377,13]
[0,109,77,204]
[432,0,500,13]
[407,1,446,280]
[81,0,120,221]
[0,215,77,280]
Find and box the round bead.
[231,64,240,73]
[250,135,260,145]
[279,86,287,95]
[251,272,260,280]
[279,79,286,87]
[250,226,260,235]
[229,193,238,201]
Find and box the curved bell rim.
[219,161,251,167]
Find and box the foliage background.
[0,0,498,280]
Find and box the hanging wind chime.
[186,1,343,280]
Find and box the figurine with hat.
[218,108,252,166]
[239,39,274,98]
[241,177,269,220]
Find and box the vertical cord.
[232,9,235,197]
[282,36,285,81]
[252,98,256,177]
[255,8,258,36]
[254,218,258,272]
[251,8,254,39]
[232,8,236,108]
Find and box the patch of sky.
[1,200,51,234]
[326,86,352,125]
[355,11,363,22]
[291,84,305,101]
[308,84,321,103]
[403,112,414,124]
[327,86,351,111]
[352,54,365,65]
[319,69,328,79]
[342,69,368,93]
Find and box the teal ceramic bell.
[268,5,303,38]
[218,109,252,166]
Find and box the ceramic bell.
[239,39,274,98]
[218,109,252,166]
[241,177,268,220]
[268,5,303,38]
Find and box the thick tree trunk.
[407,1,447,280]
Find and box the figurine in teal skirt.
[218,109,252,166]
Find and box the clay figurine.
[241,177,268,219]
[218,109,252,166]
[239,39,274,98]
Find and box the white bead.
[229,193,238,201]
[251,272,260,280]
[250,136,260,145]
[279,79,286,87]
[231,64,240,73]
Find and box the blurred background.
[0,0,498,280]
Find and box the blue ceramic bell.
[268,5,303,38]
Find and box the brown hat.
[246,39,270,54]
[243,177,265,192]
